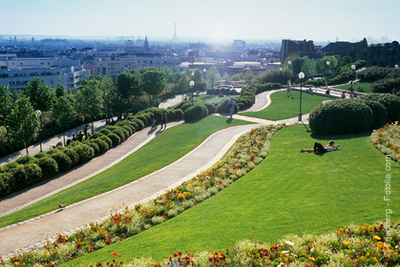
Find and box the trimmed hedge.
[49,151,73,173]
[216,99,239,114]
[355,98,387,130]
[361,93,400,122]
[309,99,373,135]
[107,133,121,147]
[183,104,208,122]
[37,156,59,179]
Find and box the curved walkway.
[0,89,309,258]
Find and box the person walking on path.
[83,124,89,139]
[160,110,168,130]
[228,97,234,119]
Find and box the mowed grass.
[332,81,372,93]
[0,116,252,228]
[67,124,400,266]
[192,94,239,105]
[240,90,331,120]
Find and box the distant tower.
[172,22,178,43]
[144,35,149,53]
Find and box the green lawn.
[192,94,239,105]
[0,116,252,228]
[240,90,331,120]
[332,81,372,93]
[67,124,399,266]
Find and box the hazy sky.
[2,0,400,42]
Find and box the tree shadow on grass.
[310,131,372,141]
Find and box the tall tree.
[98,76,115,125]
[205,66,221,90]
[244,69,255,83]
[74,79,102,133]
[55,82,66,98]
[53,96,75,146]
[140,67,166,104]
[0,85,13,126]
[115,70,141,117]
[24,77,55,111]
[6,96,40,155]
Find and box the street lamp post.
[325,61,330,87]
[36,110,43,152]
[190,80,195,105]
[351,64,356,92]
[203,68,207,91]
[298,72,305,122]
[288,60,292,87]
[395,64,399,91]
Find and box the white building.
[0,55,90,90]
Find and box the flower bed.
[91,221,400,266]
[371,123,400,163]
[1,124,284,266]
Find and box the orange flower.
[112,253,118,257]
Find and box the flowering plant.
[371,123,400,163]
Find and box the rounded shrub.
[355,98,387,130]
[204,102,216,115]
[0,172,14,197]
[23,163,42,186]
[11,164,27,191]
[363,93,400,122]
[132,119,145,131]
[37,156,59,179]
[90,132,105,140]
[99,128,111,135]
[100,135,113,148]
[49,151,73,173]
[85,141,100,156]
[173,109,184,120]
[113,128,127,142]
[107,133,121,147]
[183,104,208,122]
[216,99,239,114]
[91,138,109,154]
[63,148,80,167]
[70,143,95,164]
[16,155,38,165]
[122,125,133,136]
[309,99,373,135]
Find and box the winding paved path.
[0,89,327,258]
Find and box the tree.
[244,69,255,83]
[53,96,75,146]
[74,78,103,133]
[0,85,13,125]
[114,70,141,117]
[55,82,66,98]
[6,96,40,155]
[140,67,166,104]
[98,76,115,124]
[24,77,55,112]
[205,66,221,90]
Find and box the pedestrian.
[83,124,89,139]
[341,91,346,99]
[161,110,168,130]
[228,97,234,119]
[72,134,76,141]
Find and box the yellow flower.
[309,256,315,261]
[343,240,349,246]
[373,235,381,240]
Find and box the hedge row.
[236,82,282,110]
[206,88,239,96]
[0,107,183,198]
[309,93,400,135]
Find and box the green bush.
[107,133,121,147]
[309,99,373,135]
[131,119,145,131]
[204,102,216,114]
[355,98,387,129]
[16,155,38,165]
[23,163,42,186]
[99,128,111,135]
[173,109,184,120]
[70,143,95,164]
[49,151,73,173]
[216,99,239,114]
[113,128,127,142]
[62,148,80,167]
[90,132,105,140]
[362,93,400,122]
[122,125,133,136]
[99,135,113,148]
[37,156,59,179]
[11,165,28,190]
[0,172,13,197]
[85,141,100,156]
[91,138,109,154]
[183,104,208,122]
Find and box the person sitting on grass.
[301,140,340,154]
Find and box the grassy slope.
[0,116,252,228]
[240,90,331,120]
[68,124,399,266]
[332,82,372,93]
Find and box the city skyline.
[2,0,400,42]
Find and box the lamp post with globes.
[36,110,43,152]
[287,60,292,87]
[351,64,356,92]
[395,64,399,92]
[298,72,305,122]
[190,80,195,105]
[325,61,330,87]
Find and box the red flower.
[112,253,118,257]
